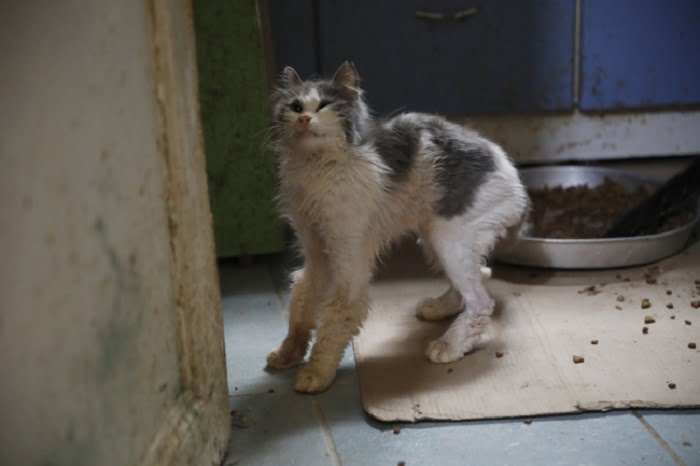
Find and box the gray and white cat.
[267,62,528,393]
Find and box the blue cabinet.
[269,0,574,115]
[268,1,700,115]
[318,0,575,114]
[580,0,700,111]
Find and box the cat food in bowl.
[495,166,698,269]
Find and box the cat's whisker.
[384,105,407,120]
[251,126,274,139]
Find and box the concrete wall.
[0,2,186,464]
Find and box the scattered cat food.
[667,303,674,309]
[230,410,253,428]
[689,342,697,349]
[616,273,622,279]
[643,327,649,334]
[644,315,655,324]
[668,383,677,390]
[573,355,584,364]
[686,320,692,325]
[695,280,700,285]
[641,299,651,309]
[671,315,676,320]
[667,290,673,295]
[268,388,275,394]
[495,352,504,358]
[591,339,599,345]
[617,295,625,302]
[393,426,401,435]
[523,419,533,425]
[579,285,599,296]
[691,300,700,309]
[645,277,658,285]
[447,368,453,373]
[398,462,406,466]
[615,305,622,310]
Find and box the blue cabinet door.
[580,0,700,111]
[318,0,574,115]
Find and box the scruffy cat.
[267,62,528,393]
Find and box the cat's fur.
[267,62,528,393]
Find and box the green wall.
[193,0,284,257]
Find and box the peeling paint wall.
[463,110,700,163]
[0,1,183,465]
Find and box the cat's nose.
[298,114,311,125]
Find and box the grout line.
[311,396,343,466]
[228,391,281,399]
[632,411,686,466]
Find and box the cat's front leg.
[294,286,369,393]
[267,225,329,369]
[294,251,372,393]
[266,268,319,369]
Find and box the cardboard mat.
[354,242,700,422]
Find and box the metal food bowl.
[495,166,698,269]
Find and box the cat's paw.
[266,348,304,369]
[427,334,484,363]
[415,297,441,320]
[426,334,483,363]
[425,338,465,363]
[294,365,335,393]
[416,297,457,321]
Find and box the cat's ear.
[332,61,359,94]
[280,66,302,88]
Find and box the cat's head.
[271,62,370,152]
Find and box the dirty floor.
[218,252,699,466]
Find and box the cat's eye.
[290,101,303,113]
[318,99,333,111]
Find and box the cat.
[266,62,529,393]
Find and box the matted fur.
[266,62,528,393]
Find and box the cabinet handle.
[415,7,479,21]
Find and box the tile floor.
[219,260,699,466]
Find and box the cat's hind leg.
[415,262,491,321]
[415,286,464,321]
[423,217,502,363]
[424,159,527,363]
[414,239,464,321]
